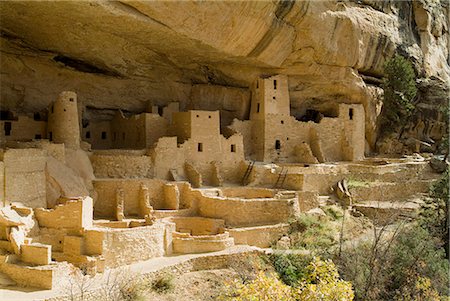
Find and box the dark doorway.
[4,122,11,136]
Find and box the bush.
[151,273,174,294]
[271,253,313,287]
[224,257,354,301]
[334,222,449,300]
[288,214,336,253]
[380,54,417,135]
[419,168,449,258]
[294,257,354,301]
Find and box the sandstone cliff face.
[1,0,448,151]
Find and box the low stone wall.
[172,232,234,254]
[167,216,225,235]
[228,223,289,248]
[0,259,73,290]
[350,180,433,202]
[195,193,298,227]
[84,222,168,268]
[220,187,276,198]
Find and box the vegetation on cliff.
[380,54,417,136]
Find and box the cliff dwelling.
[0,1,448,300]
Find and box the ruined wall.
[263,114,310,162]
[110,111,146,149]
[34,197,93,230]
[86,222,167,267]
[91,150,153,178]
[93,178,166,218]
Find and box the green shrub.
[380,54,417,135]
[419,168,449,258]
[289,214,336,252]
[270,253,313,287]
[323,205,344,220]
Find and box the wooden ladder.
[273,167,288,189]
[241,161,254,185]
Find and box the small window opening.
[256,103,260,113]
[274,80,277,90]
[86,131,91,139]
[69,98,74,102]
[286,137,289,140]
[4,122,11,136]
[273,96,276,100]
[281,120,284,124]
[63,109,66,112]
[51,106,54,113]
[33,113,40,121]
[349,108,354,120]
[208,115,211,119]
[49,132,53,141]
[35,134,42,139]
[231,144,236,153]
[256,81,259,88]
[275,140,281,150]
[196,114,199,118]
[158,106,163,116]
[198,143,203,152]
[101,131,107,140]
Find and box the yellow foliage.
[223,257,354,301]
[394,276,442,301]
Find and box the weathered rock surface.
[0,1,448,151]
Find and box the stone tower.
[249,74,290,121]
[47,91,80,149]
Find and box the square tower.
[172,110,220,144]
[250,75,290,120]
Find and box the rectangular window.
[231,144,236,153]
[86,131,91,139]
[349,108,354,120]
[4,122,11,136]
[101,131,107,140]
[35,134,41,139]
[274,80,277,90]
[198,143,203,152]
[275,140,281,150]
[256,103,260,113]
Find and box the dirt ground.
[143,268,239,301]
